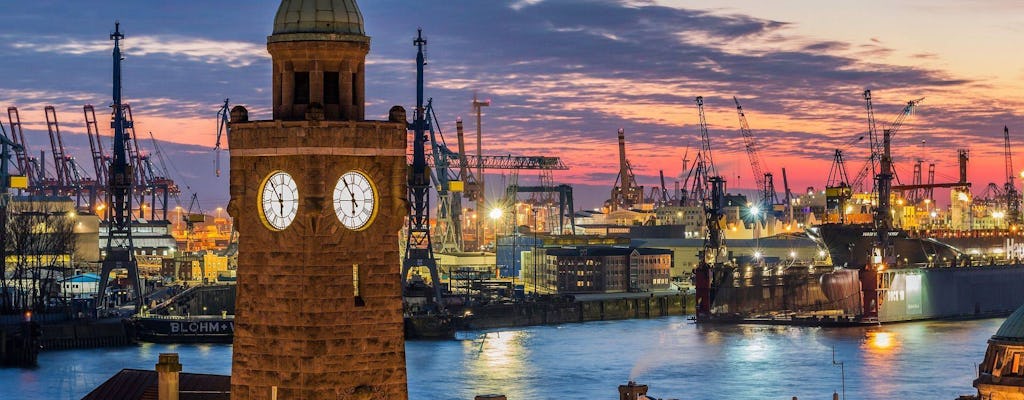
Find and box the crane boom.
[1005,126,1020,223]
[734,96,766,192]
[851,94,923,191]
[215,98,229,177]
[696,96,717,176]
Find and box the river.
[3,315,1001,399]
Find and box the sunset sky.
[2,0,1022,210]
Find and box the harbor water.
[4,315,1001,399]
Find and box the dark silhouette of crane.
[97,22,142,314]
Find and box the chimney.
[618,381,648,400]
[156,353,182,400]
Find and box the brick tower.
[227,1,409,399]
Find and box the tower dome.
[272,0,365,37]
[994,304,1024,341]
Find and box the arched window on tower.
[351,72,358,106]
[294,72,310,105]
[323,72,340,105]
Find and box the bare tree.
[3,199,77,314]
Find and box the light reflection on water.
[2,316,1004,400]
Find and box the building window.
[353,264,364,306]
[294,72,310,105]
[323,72,340,105]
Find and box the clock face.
[258,171,299,231]
[333,170,378,230]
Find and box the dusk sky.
[2,0,1022,210]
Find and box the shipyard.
[2,1,1024,399]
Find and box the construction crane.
[98,22,142,313]
[851,92,924,192]
[214,98,229,177]
[734,96,777,218]
[1005,126,1020,224]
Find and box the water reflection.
[3,317,1006,400]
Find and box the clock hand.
[278,190,285,215]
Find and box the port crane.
[851,91,924,192]
[688,96,727,321]
[6,107,42,188]
[421,109,570,251]
[214,99,229,177]
[84,105,110,189]
[733,96,777,219]
[1004,126,1020,224]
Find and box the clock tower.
[227,1,409,399]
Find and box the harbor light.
[789,251,797,258]
[749,206,761,217]
[753,251,762,259]
[818,250,826,258]
[489,208,503,220]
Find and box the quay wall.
[457,294,692,331]
[37,319,133,350]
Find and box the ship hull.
[707,263,1024,323]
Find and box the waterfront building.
[226,0,410,398]
[525,246,672,294]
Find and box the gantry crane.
[734,96,777,218]
[6,107,42,188]
[44,106,74,189]
[84,105,110,188]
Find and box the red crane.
[84,105,110,188]
[44,106,76,188]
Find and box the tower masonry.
[226,1,409,399]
